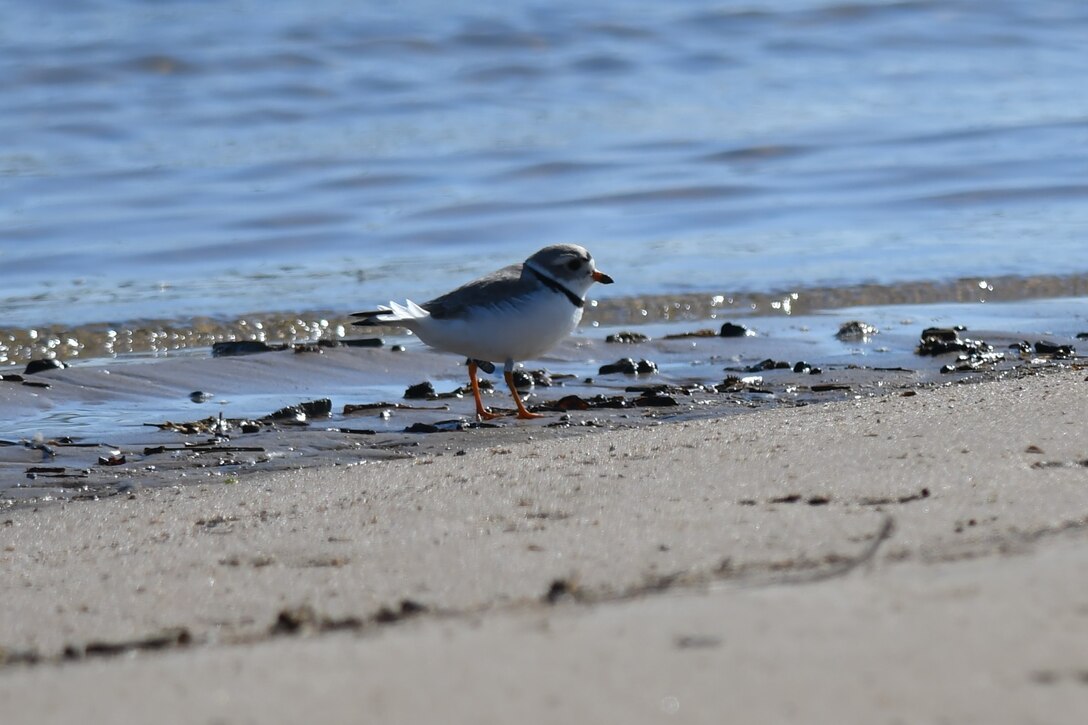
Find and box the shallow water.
[4,0,1088,330]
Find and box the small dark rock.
[719,322,751,338]
[1076,332,1088,340]
[583,394,630,409]
[1034,341,1076,359]
[526,369,555,387]
[189,391,213,403]
[271,606,317,635]
[391,344,406,352]
[375,599,427,623]
[340,337,384,348]
[635,393,679,407]
[299,399,332,417]
[544,578,577,604]
[405,420,468,434]
[404,381,436,399]
[553,395,591,411]
[606,331,651,344]
[921,327,961,342]
[211,341,286,357]
[97,453,126,466]
[510,369,554,390]
[745,359,790,372]
[266,399,332,422]
[792,361,811,374]
[24,359,67,375]
[835,321,878,341]
[240,421,262,434]
[917,327,994,360]
[599,358,657,375]
[663,329,716,339]
[1009,341,1033,354]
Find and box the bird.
[352,244,614,420]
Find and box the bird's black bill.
[593,271,614,284]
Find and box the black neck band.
[527,265,583,308]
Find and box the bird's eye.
[567,259,582,271]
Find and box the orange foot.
[505,371,546,420]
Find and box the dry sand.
[2,366,1087,723]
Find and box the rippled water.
[4,0,1088,331]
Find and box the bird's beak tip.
[593,271,615,285]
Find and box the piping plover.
[352,244,613,420]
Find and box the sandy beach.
[2,364,1086,723]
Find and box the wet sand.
[2,363,1087,723]
[3,294,1084,505]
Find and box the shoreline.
[3,294,1084,507]
[2,365,1087,722]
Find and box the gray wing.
[423,263,538,320]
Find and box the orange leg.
[468,361,500,420]
[504,370,545,420]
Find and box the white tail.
[371,300,431,323]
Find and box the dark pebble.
[792,361,811,373]
[511,369,554,390]
[1034,341,1076,358]
[835,321,878,341]
[635,393,678,407]
[583,394,630,409]
[266,399,332,422]
[340,338,384,348]
[404,381,437,399]
[917,327,993,357]
[299,399,332,417]
[746,359,791,372]
[605,331,651,344]
[405,419,468,434]
[553,395,591,411]
[189,391,213,403]
[1076,332,1088,340]
[598,358,657,375]
[211,341,286,357]
[719,322,750,338]
[1009,341,1033,354]
[663,329,716,339]
[529,369,554,386]
[24,359,67,375]
[544,578,576,604]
